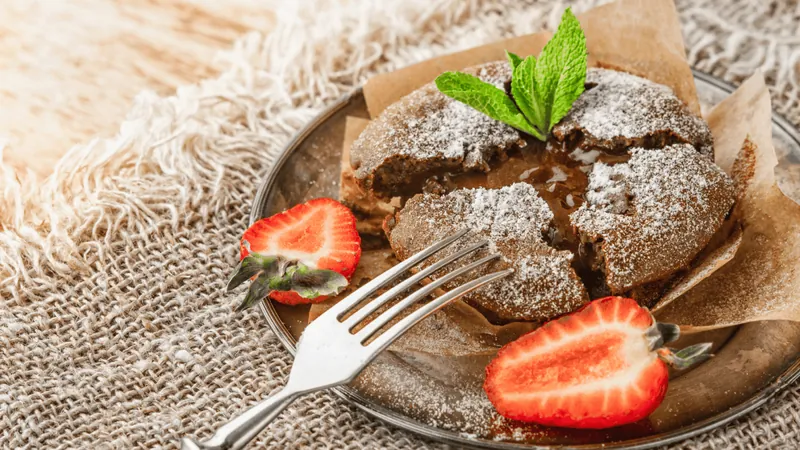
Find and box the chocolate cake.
[350,61,523,198]
[339,120,399,236]
[348,60,736,322]
[571,144,735,293]
[384,183,588,321]
[351,66,713,199]
[552,69,714,158]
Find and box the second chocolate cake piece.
[385,183,588,322]
[571,144,736,293]
[552,68,714,157]
[351,61,523,199]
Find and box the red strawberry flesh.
[484,297,669,429]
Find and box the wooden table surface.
[0,0,274,177]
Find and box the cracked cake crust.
[350,61,523,198]
[553,68,714,158]
[384,183,589,322]
[571,144,736,293]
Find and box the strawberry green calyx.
[644,320,680,350]
[227,246,349,311]
[226,253,290,293]
[266,264,349,300]
[657,343,714,370]
[644,316,713,370]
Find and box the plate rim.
[250,69,800,449]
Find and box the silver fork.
[181,229,512,450]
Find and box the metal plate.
[250,71,800,449]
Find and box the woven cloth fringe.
[1,0,798,448]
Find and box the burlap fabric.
[2,0,799,448]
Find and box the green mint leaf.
[510,56,545,140]
[532,7,587,133]
[505,50,523,70]
[435,71,537,136]
[435,8,587,140]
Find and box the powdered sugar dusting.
[554,68,713,156]
[390,183,588,321]
[355,349,559,441]
[410,99,520,163]
[486,249,584,310]
[445,183,553,240]
[584,162,632,214]
[571,144,736,291]
[351,61,520,191]
[357,357,498,436]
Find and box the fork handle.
[181,387,301,450]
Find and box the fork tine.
[355,253,503,342]
[325,229,470,319]
[365,269,514,350]
[343,239,489,329]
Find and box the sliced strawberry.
[235,198,361,306]
[269,290,321,306]
[484,296,710,429]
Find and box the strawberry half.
[228,198,361,309]
[484,296,711,429]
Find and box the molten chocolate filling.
[427,136,631,298]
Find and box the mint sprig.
[435,8,587,141]
[435,71,542,139]
[505,50,523,71]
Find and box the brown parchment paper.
[652,224,744,311]
[363,0,700,117]
[655,73,800,331]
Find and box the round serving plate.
[250,71,800,449]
